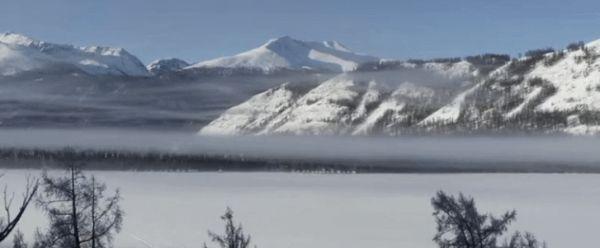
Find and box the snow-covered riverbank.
[3,171,598,248]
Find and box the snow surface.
[418,84,479,126]
[200,83,301,136]
[352,98,406,135]
[5,170,600,248]
[505,87,543,119]
[262,77,361,135]
[526,45,600,112]
[186,36,380,72]
[0,33,149,76]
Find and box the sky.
[2,0,600,64]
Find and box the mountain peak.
[187,37,379,72]
[262,36,353,53]
[147,58,190,75]
[264,35,295,45]
[261,36,304,51]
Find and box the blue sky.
[3,0,600,64]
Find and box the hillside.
[200,42,600,136]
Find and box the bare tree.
[204,207,253,248]
[431,191,516,248]
[34,163,123,248]
[0,176,38,244]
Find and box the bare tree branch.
[0,176,39,243]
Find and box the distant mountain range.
[2,32,600,135]
[0,33,380,77]
[0,33,149,77]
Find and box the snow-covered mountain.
[199,77,438,136]
[200,41,600,136]
[419,41,600,135]
[0,33,149,77]
[5,31,600,135]
[147,58,189,75]
[186,36,380,73]
[199,59,479,136]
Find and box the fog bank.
[0,129,597,166]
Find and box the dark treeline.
[0,147,599,173]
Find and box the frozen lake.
[4,170,600,248]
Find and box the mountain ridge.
[146,58,190,75]
[0,32,150,77]
[185,36,380,73]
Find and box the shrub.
[431,191,517,248]
[204,208,254,248]
[465,54,511,65]
[528,77,546,87]
[543,51,565,66]
[566,41,585,51]
[431,191,548,248]
[524,48,554,59]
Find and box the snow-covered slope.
[147,58,189,75]
[418,84,480,126]
[528,43,600,112]
[199,67,468,136]
[199,83,305,135]
[0,33,149,77]
[200,39,600,136]
[417,40,600,134]
[186,36,380,73]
